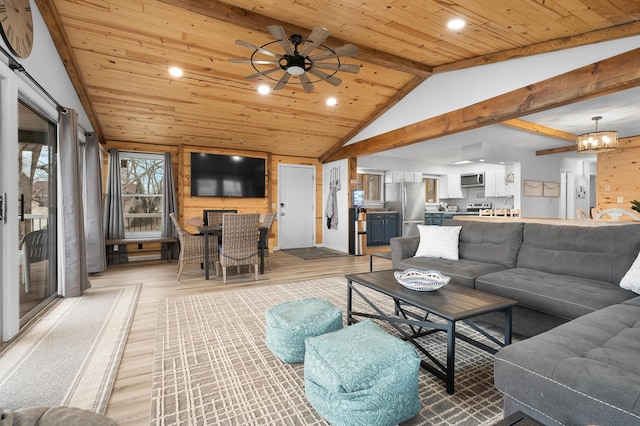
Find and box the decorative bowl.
[393,269,451,291]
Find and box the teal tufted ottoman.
[265,298,343,363]
[304,319,421,426]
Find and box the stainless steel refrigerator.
[385,181,426,236]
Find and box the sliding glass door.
[18,101,57,323]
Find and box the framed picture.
[543,181,560,197]
[523,180,543,197]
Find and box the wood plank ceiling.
[36,0,640,161]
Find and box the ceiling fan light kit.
[230,25,359,92]
[576,116,618,153]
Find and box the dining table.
[197,225,268,280]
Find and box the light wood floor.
[90,250,385,425]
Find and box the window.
[356,173,384,203]
[120,152,164,237]
[425,178,439,203]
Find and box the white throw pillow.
[414,225,462,260]
[620,251,640,294]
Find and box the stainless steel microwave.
[460,173,485,188]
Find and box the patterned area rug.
[0,284,140,414]
[281,247,347,260]
[150,277,504,425]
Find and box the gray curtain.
[161,152,179,259]
[104,148,128,263]
[59,108,91,297]
[84,133,106,272]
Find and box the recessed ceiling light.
[257,84,271,95]
[169,66,183,78]
[452,160,473,164]
[447,18,466,30]
[326,97,338,107]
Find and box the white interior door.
[278,164,315,249]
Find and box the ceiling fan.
[229,25,360,93]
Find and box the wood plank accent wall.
[597,136,640,211]
[270,155,324,246]
[105,141,323,251]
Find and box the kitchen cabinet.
[425,212,479,225]
[485,170,513,197]
[385,171,423,183]
[439,174,463,199]
[367,212,398,246]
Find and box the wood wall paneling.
[105,142,324,253]
[597,136,640,212]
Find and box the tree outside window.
[120,153,164,237]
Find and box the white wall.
[0,1,91,340]
[355,37,640,219]
[0,1,91,131]
[349,36,640,144]
[322,159,350,252]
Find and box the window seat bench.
[106,237,178,263]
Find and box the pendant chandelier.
[576,116,618,153]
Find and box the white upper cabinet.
[439,174,463,199]
[385,171,424,183]
[485,170,513,197]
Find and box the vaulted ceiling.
[35,0,640,162]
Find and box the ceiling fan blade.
[267,25,294,55]
[235,39,282,58]
[313,62,360,74]
[299,73,315,93]
[229,59,279,65]
[299,27,331,57]
[310,44,359,61]
[245,67,282,79]
[308,68,342,86]
[272,72,291,90]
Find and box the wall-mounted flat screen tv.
[190,152,266,198]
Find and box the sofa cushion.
[414,225,461,260]
[620,250,640,294]
[494,297,640,425]
[476,268,635,321]
[517,223,640,284]
[398,257,506,288]
[444,220,524,268]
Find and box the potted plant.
[631,200,640,214]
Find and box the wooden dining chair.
[169,213,218,280]
[217,213,260,283]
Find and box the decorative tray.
[393,269,451,291]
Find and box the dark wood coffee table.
[345,269,517,394]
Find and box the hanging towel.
[325,185,339,230]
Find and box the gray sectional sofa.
[390,219,640,424]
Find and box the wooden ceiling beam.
[320,75,427,163]
[500,119,577,142]
[435,21,640,74]
[323,47,640,163]
[157,0,432,78]
[34,0,105,143]
[536,145,577,156]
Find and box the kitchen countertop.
[366,210,398,214]
[425,211,479,215]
